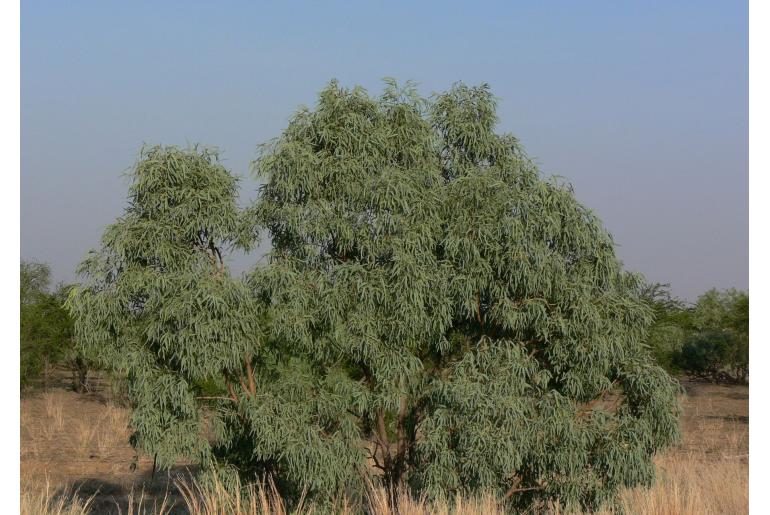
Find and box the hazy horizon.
[21,1,747,302]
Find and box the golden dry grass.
[613,453,748,515]
[20,379,748,514]
[20,479,94,515]
[603,380,749,515]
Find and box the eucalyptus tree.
[252,80,682,510]
[21,260,58,387]
[69,82,681,511]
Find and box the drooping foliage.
[67,145,366,503]
[250,80,681,510]
[66,146,267,471]
[69,82,682,511]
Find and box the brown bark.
[476,289,484,326]
[577,380,620,417]
[224,374,238,402]
[245,358,256,397]
[396,397,408,458]
[376,408,391,461]
[505,484,544,498]
[504,474,546,498]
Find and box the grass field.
[20,378,748,514]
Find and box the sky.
[21,1,747,302]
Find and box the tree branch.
[505,475,545,498]
[476,289,484,326]
[396,396,408,460]
[224,376,238,403]
[246,358,256,397]
[505,485,544,497]
[376,408,391,459]
[578,379,620,417]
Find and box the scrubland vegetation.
[20,80,749,513]
[641,284,748,384]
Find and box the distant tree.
[21,261,51,305]
[21,261,52,387]
[51,284,92,392]
[639,283,691,372]
[674,331,736,382]
[674,289,749,383]
[20,262,79,389]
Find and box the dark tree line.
[641,283,748,384]
[20,260,90,391]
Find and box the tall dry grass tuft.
[175,474,313,515]
[21,480,174,515]
[42,391,65,431]
[364,478,505,515]
[120,486,174,515]
[173,474,507,515]
[20,479,93,515]
[21,456,748,515]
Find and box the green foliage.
[638,283,691,372]
[640,284,749,383]
[675,289,748,383]
[69,83,682,511]
[67,145,263,472]
[674,331,735,380]
[21,261,51,305]
[250,80,681,510]
[20,261,76,388]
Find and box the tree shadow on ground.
[57,466,198,515]
[704,414,749,424]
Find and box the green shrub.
[20,262,82,389]
[672,289,749,384]
[675,332,733,380]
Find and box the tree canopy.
[66,146,262,469]
[68,81,682,511]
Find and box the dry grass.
[363,482,505,515]
[601,380,749,515]
[614,453,748,515]
[175,475,310,515]
[20,479,94,515]
[20,379,748,514]
[20,388,161,489]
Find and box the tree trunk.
[43,358,50,389]
[71,357,89,393]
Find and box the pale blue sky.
[21,1,747,301]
